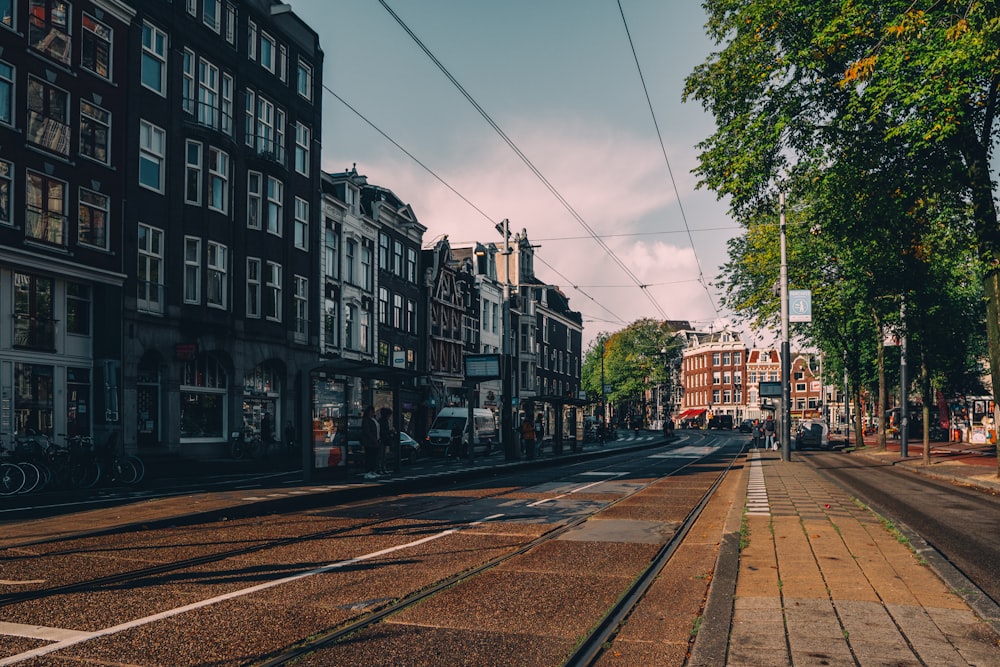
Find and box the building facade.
[121,0,323,458]
[677,330,746,425]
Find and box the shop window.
[13,272,54,349]
[14,362,53,436]
[66,366,90,437]
[180,353,227,439]
[66,282,90,335]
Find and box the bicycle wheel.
[112,456,140,485]
[127,455,145,484]
[17,462,41,494]
[230,438,245,459]
[0,463,26,496]
[69,460,101,489]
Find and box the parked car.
[739,419,754,433]
[795,419,831,450]
[708,415,734,430]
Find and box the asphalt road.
[805,450,1000,608]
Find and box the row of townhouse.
[0,0,582,463]
[674,330,841,427]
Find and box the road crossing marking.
[527,474,626,506]
[746,450,770,516]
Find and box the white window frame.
[139,119,165,193]
[247,19,257,61]
[297,59,312,100]
[182,48,195,114]
[278,43,287,82]
[137,223,164,314]
[27,76,70,156]
[207,146,229,214]
[225,2,236,45]
[184,236,201,304]
[203,0,220,32]
[185,139,202,204]
[140,21,167,96]
[324,227,338,278]
[207,240,228,309]
[81,12,112,80]
[293,196,308,250]
[294,122,310,175]
[221,73,233,135]
[247,171,262,229]
[260,31,275,72]
[244,88,255,147]
[246,257,260,318]
[265,175,282,236]
[0,60,12,127]
[197,58,219,129]
[265,261,281,322]
[293,275,307,340]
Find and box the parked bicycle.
[93,432,145,486]
[48,435,102,489]
[230,427,262,459]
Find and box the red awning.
[677,408,707,419]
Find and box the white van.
[425,407,498,457]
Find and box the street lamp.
[496,219,517,461]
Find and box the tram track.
[254,441,745,667]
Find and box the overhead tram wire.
[321,84,629,328]
[616,0,721,321]
[377,0,669,321]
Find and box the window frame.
[27,75,71,156]
[293,275,307,340]
[265,175,282,236]
[25,170,67,246]
[265,261,281,322]
[296,59,312,100]
[184,236,201,304]
[246,257,261,318]
[207,240,228,309]
[140,21,167,96]
[137,223,164,313]
[0,158,11,226]
[0,60,12,127]
[207,146,229,214]
[77,187,109,250]
[247,170,262,229]
[293,196,308,249]
[139,119,166,193]
[29,0,72,65]
[81,12,111,79]
[185,139,202,204]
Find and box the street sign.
[759,381,783,397]
[789,289,812,322]
[464,354,501,379]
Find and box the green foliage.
[581,319,684,408]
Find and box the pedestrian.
[764,415,776,450]
[520,413,536,460]
[751,419,762,449]
[260,411,273,459]
[377,407,393,475]
[284,420,295,457]
[361,406,380,479]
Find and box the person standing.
[377,407,393,476]
[764,415,776,451]
[520,413,536,460]
[751,419,762,449]
[361,406,380,479]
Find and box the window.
[0,159,11,226]
[244,88,254,146]
[79,99,110,164]
[225,2,236,44]
[734,351,742,365]
[81,13,111,78]
[265,176,282,234]
[712,353,720,365]
[0,60,11,126]
[221,73,233,135]
[137,223,163,313]
[182,48,195,114]
[139,120,165,192]
[246,257,260,318]
[294,122,310,175]
[247,19,257,60]
[185,140,202,204]
[360,310,370,353]
[392,241,403,276]
[197,58,218,129]
[293,275,307,340]
[29,0,71,64]
[265,261,281,321]
[13,273,54,350]
[361,245,372,290]
[184,236,201,304]
[27,77,70,156]
[406,248,417,282]
[207,241,227,308]
[185,0,195,15]
[392,294,402,329]
[324,227,338,278]
[324,300,337,347]
[407,299,417,333]
[1,0,12,27]
[247,171,261,229]
[293,196,308,249]
[26,171,66,245]
[723,352,731,365]
[260,31,275,72]
[203,0,220,32]
[78,188,108,249]
[378,233,389,270]
[345,239,356,284]
[66,282,90,335]
[141,22,167,95]
[207,147,229,213]
[378,287,388,324]
[297,59,312,100]
[344,303,356,349]
[278,44,287,82]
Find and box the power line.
[616,0,721,321]
[377,0,669,321]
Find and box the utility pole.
[779,192,791,461]
[497,219,516,461]
[900,296,909,457]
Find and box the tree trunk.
[921,352,931,466]
[875,313,887,451]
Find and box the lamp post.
[779,192,791,461]
[496,218,516,461]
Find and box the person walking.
[377,407,393,476]
[751,419,762,449]
[520,413,537,460]
[361,406,380,479]
[764,415,776,451]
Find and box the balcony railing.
[13,314,56,350]
[182,97,234,136]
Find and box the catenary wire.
[377,0,670,321]
[616,0,721,321]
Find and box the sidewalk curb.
[848,447,1000,495]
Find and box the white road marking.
[527,475,625,507]
[746,451,770,516]
[0,622,91,642]
[0,514,504,666]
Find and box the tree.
[686,0,998,472]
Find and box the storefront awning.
[677,408,707,419]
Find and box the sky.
[287,0,750,350]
